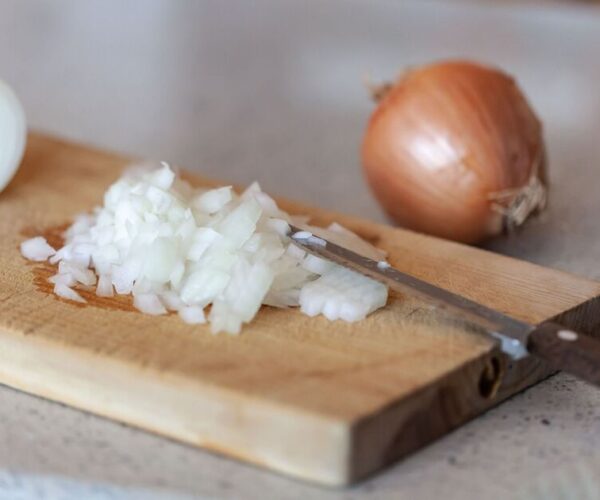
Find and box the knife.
[288,225,600,388]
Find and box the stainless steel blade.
[288,225,533,359]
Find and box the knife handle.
[527,322,600,387]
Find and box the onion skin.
[362,60,547,244]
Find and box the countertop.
[1,1,600,498]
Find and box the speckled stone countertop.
[1,1,600,499]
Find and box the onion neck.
[366,81,394,103]
[487,152,548,233]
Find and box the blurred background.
[2,0,600,274]
[1,1,600,499]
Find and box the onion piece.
[193,186,232,214]
[58,261,96,286]
[112,260,143,295]
[292,231,312,240]
[302,254,334,274]
[96,274,114,297]
[209,259,274,334]
[263,289,301,308]
[299,266,388,322]
[285,244,306,261]
[54,283,86,303]
[260,217,290,237]
[187,228,221,261]
[133,293,167,315]
[169,261,186,289]
[143,237,178,283]
[307,235,326,247]
[179,305,206,325]
[20,237,56,262]
[150,162,176,190]
[161,290,185,311]
[216,198,262,248]
[49,273,76,287]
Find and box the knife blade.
[288,225,600,387]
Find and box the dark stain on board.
[20,223,137,313]
[20,221,389,316]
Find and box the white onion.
[133,293,167,315]
[112,260,142,295]
[302,254,334,275]
[0,80,26,193]
[20,163,390,332]
[96,274,114,297]
[263,218,290,236]
[299,266,388,322]
[49,273,76,287]
[20,237,56,261]
[307,235,326,247]
[187,228,221,261]
[54,283,85,303]
[160,290,185,311]
[143,237,178,283]
[217,198,262,248]
[285,244,306,261]
[179,305,206,324]
[193,186,232,214]
[58,261,96,286]
[292,231,313,240]
[150,162,176,190]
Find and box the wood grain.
[0,133,599,485]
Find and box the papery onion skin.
[362,60,547,244]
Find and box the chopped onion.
[263,218,290,236]
[302,254,334,275]
[160,290,185,311]
[54,283,86,303]
[96,274,114,297]
[150,162,176,190]
[20,237,56,262]
[292,231,313,240]
[187,228,221,261]
[58,261,96,286]
[299,266,388,322]
[20,163,390,332]
[193,186,232,214]
[285,244,306,261]
[307,235,326,247]
[48,273,76,287]
[179,305,206,324]
[133,293,167,315]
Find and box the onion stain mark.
[20,223,138,313]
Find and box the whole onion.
[361,60,547,244]
[0,79,26,193]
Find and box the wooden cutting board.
[1,133,599,486]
